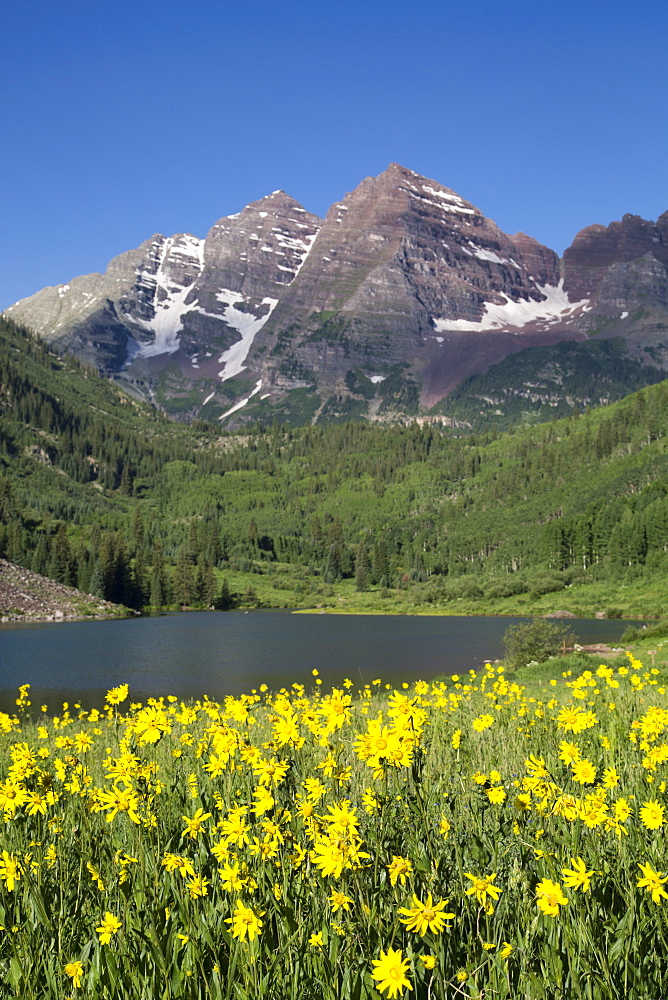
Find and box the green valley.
[1,316,667,619]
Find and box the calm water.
[0,611,640,711]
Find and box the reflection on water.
[0,611,639,712]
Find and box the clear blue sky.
[2,0,666,308]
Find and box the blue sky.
[2,0,666,308]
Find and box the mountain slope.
[2,315,668,617]
[6,165,668,426]
[430,336,667,430]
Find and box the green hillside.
[1,316,667,617]
[430,337,665,431]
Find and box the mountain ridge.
[6,164,668,426]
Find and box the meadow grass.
[0,656,666,999]
[211,564,668,620]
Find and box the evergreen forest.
[1,316,667,619]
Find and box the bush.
[484,578,527,600]
[502,617,576,667]
[444,577,484,600]
[621,619,666,643]
[527,571,567,598]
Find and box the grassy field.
[209,563,665,621]
[0,650,667,999]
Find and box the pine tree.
[216,577,236,610]
[89,560,104,599]
[118,463,133,496]
[49,524,75,586]
[323,544,342,583]
[30,535,50,576]
[149,568,164,609]
[194,557,216,607]
[0,480,14,525]
[355,543,369,592]
[173,544,195,608]
[373,538,390,585]
[149,541,169,608]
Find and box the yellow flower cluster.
[0,658,665,999]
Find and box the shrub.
[484,578,527,600]
[621,619,667,642]
[444,577,483,600]
[527,571,567,598]
[502,617,576,667]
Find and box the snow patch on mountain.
[170,234,205,264]
[422,185,469,208]
[132,235,205,357]
[219,379,263,420]
[433,281,590,333]
[140,285,195,356]
[402,186,476,216]
[216,292,278,381]
[465,242,518,266]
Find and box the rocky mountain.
[6,165,668,425]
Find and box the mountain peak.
[381,162,419,177]
[219,189,319,224]
[7,165,668,427]
[251,189,314,214]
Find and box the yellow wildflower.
[463,872,502,909]
[64,961,84,988]
[639,800,665,830]
[535,879,568,917]
[561,857,595,892]
[387,856,413,887]
[0,851,21,891]
[182,807,212,839]
[96,912,122,944]
[371,948,412,999]
[398,893,455,935]
[329,890,354,912]
[225,901,263,942]
[637,862,668,904]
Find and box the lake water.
[0,611,639,712]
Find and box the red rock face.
[265,163,562,336]
[251,164,567,399]
[564,213,668,301]
[6,165,668,421]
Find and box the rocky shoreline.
[0,559,129,623]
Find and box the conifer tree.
[173,543,195,608]
[355,543,369,592]
[216,577,235,610]
[373,538,390,585]
[89,560,104,599]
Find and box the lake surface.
[0,611,640,712]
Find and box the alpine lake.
[0,610,642,714]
